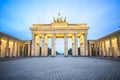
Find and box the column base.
[103,56,107,57]
[117,56,120,58]
[64,55,68,57]
[41,55,48,57]
[51,55,56,57]
[72,55,78,57]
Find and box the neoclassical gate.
[30,16,89,57]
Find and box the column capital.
[64,33,68,35]
[13,40,16,43]
[32,33,36,37]
[6,38,10,41]
[75,33,78,35]
[52,33,54,35]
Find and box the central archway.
[56,38,64,56]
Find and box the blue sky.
[0,0,120,53]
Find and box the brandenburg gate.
[30,14,89,57]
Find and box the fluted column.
[72,35,75,56]
[84,33,88,56]
[89,42,92,56]
[104,41,106,56]
[109,39,113,56]
[26,43,30,57]
[99,42,102,56]
[64,33,68,56]
[95,43,98,56]
[80,34,88,56]
[46,42,48,56]
[41,34,45,56]
[6,38,9,57]
[51,33,56,56]
[75,33,78,56]
[22,43,24,56]
[31,34,36,56]
[45,36,48,56]
[17,42,20,57]
[15,41,17,57]
[101,42,104,56]
[35,35,40,56]
[80,35,83,56]
[12,41,15,57]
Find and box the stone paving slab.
[91,56,120,62]
[0,57,25,62]
[0,57,120,80]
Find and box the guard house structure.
[88,30,120,57]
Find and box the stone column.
[89,42,92,56]
[99,42,102,56]
[22,43,24,56]
[64,33,68,56]
[34,35,37,56]
[109,39,113,57]
[84,33,88,56]
[41,34,45,56]
[45,36,48,56]
[95,43,98,56]
[80,35,83,56]
[31,34,36,56]
[72,35,75,56]
[17,42,20,57]
[12,41,15,57]
[51,33,56,56]
[15,42,17,57]
[104,41,106,56]
[117,36,120,57]
[6,38,9,57]
[101,42,104,57]
[39,38,41,56]
[35,35,40,56]
[15,42,18,57]
[46,42,48,56]
[80,34,88,56]
[75,33,78,56]
[28,43,30,57]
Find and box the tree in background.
[68,48,72,55]
[68,47,81,56]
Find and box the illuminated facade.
[30,22,89,57]
[0,32,22,58]
[88,30,120,57]
[0,29,120,57]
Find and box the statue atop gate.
[53,13,66,22]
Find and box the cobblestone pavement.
[0,57,120,80]
[0,57,25,62]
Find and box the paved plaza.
[0,57,120,80]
